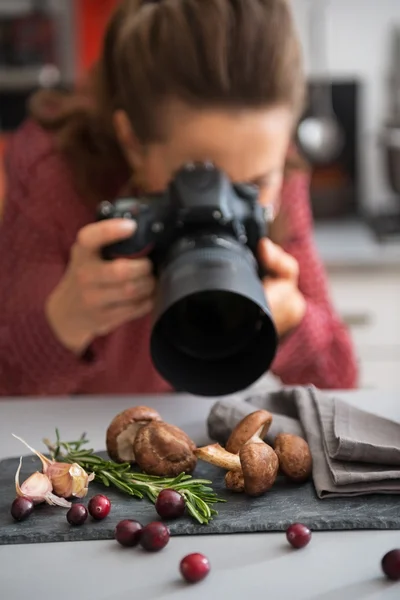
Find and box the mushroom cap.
[226,410,273,454]
[274,433,312,483]
[106,406,162,463]
[134,421,197,477]
[239,442,279,496]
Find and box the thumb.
[258,238,299,281]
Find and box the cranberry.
[115,519,143,547]
[88,494,111,520]
[140,521,170,552]
[286,523,312,549]
[180,553,210,583]
[11,497,34,522]
[155,489,185,520]
[67,503,88,526]
[381,549,400,581]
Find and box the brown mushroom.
[195,441,278,497]
[134,421,197,477]
[225,410,273,454]
[224,470,245,493]
[196,443,243,492]
[106,406,162,463]
[238,442,279,496]
[274,433,312,483]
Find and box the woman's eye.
[248,181,265,191]
[259,173,283,191]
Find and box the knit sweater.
[0,120,358,396]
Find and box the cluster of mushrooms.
[106,406,198,477]
[196,410,312,497]
[106,406,312,498]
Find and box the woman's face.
[114,104,294,211]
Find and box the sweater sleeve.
[270,172,359,390]
[0,145,105,397]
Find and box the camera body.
[96,164,277,397]
[97,163,269,272]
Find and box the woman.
[0,0,357,396]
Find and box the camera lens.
[150,234,278,397]
[164,291,263,360]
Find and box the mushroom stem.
[225,470,245,492]
[195,444,241,471]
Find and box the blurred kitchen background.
[0,0,400,389]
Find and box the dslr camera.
[97,163,277,396]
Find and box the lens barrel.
[150,234,278,396]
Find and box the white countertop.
[314,220,400,271]
[0,390,399,600]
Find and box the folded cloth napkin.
[207,385,400,498]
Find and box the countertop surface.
[314,220,400,271]
[0,389,399,600]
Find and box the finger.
[129,277,156,302]
[75,219,137,255]
[258,238,299,281]
[96,299,154,334]
[263,278,293,300]
[77,257,153,287]
[82,276,156,309]
[101,277,156,308]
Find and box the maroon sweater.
[0,121,358,396]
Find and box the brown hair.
[29,0,306,209]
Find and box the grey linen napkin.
[207,385,400,498]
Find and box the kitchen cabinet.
[327,268,400,389]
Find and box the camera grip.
[96,199,154,260]
[100,236,140,261]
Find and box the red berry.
[11,497,34,522]
[381,549,400,581]
[286,523,312,549]
[115,520,143,547]
[140,521,170,552]
[155,489,185,520]
[180,553,210,583]
[67,503,88,526]
[88,494,111,520]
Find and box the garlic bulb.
[12,434,94,499]
[15,457,71,508]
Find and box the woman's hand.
[258,238,306,338]
[46,219,155,355]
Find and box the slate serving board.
[1,453,399,545]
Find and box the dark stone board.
[1,453,399,545]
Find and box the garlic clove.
[15,456,48,504]
[47,462,95,499]
[15,457,71,508]
[70,466,95,499]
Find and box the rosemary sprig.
[43,430,225,525]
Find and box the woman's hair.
[29,0,306,206]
